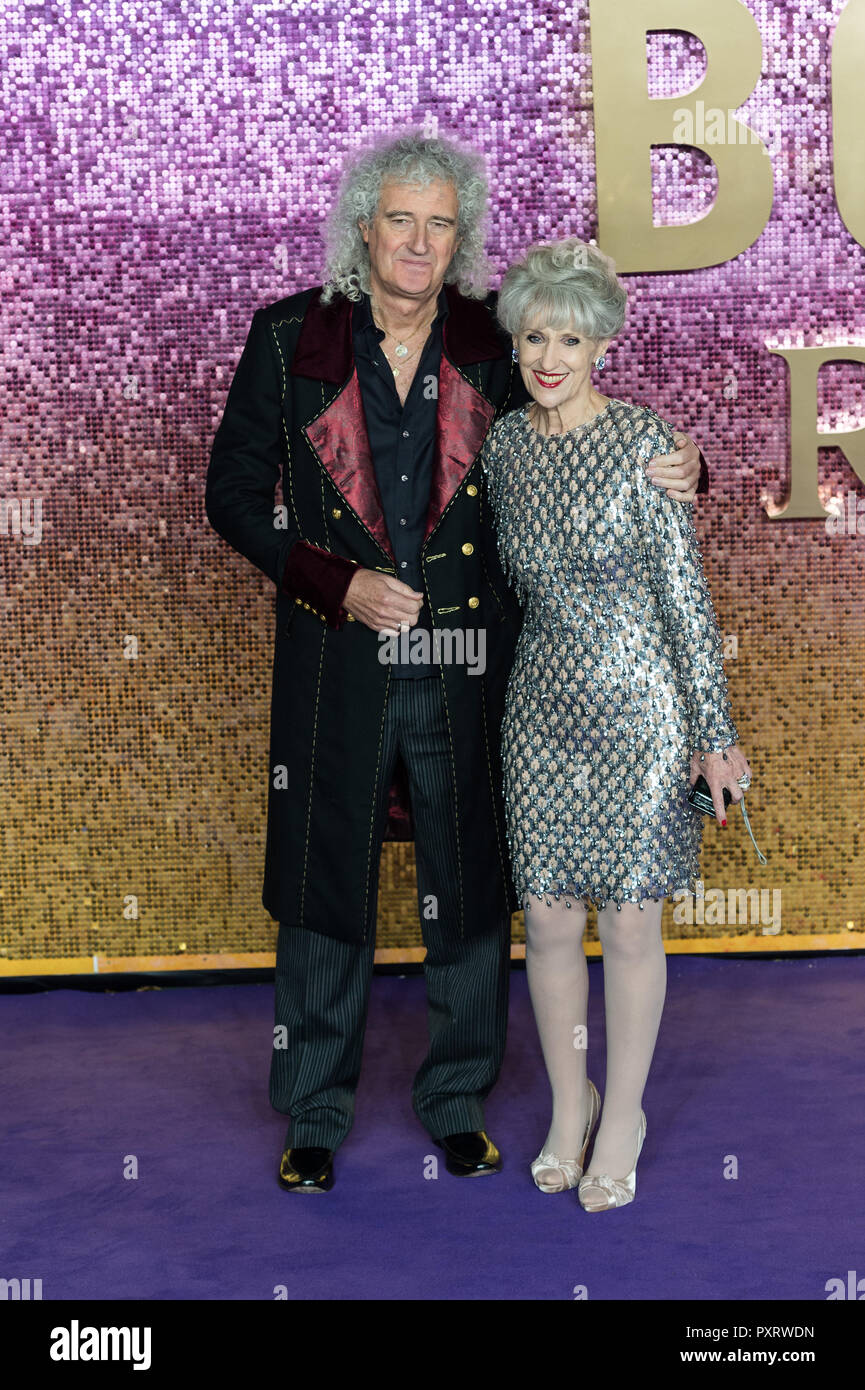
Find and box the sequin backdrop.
[1,0,862,963]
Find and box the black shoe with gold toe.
[277,1145,334,1192]
[434,1130,502,1176]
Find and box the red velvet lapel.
[303,369,395,561]
[293,284,505,553]
[425,355,495,544]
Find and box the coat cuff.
[697,449,709,496]
[281,541,358,628]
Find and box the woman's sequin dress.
[480,400,738,912]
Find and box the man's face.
[359,177,461,300]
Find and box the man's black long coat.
[206,283,529,945]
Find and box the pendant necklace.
[371,300,436,377]
[378,341,424,376]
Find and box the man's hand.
[646,432,702,501]
[343,569,424,633]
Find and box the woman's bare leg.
[524,895,591,1165]
[586,898,666,1177]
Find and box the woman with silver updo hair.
[480,238,753,1211]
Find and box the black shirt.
[352,289,447,678]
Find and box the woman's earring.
[512,347,519,363]
[595,355,606,371]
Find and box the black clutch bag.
[686,774,733,816]
[687,774,767,864]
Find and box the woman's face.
[513,320,610,409]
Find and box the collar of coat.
[292,284,507,558]
[291,282,505,381]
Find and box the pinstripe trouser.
[269,674,512,1148]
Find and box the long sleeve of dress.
[631,410,738,754]
[479,425,503,519]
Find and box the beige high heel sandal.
[531,1079,601,1193]
[578,1110,647,1211]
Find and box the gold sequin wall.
[1,0,862,968]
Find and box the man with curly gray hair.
[320,132,491,305]
[206,130,708,1193]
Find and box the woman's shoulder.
[481,406,526,467]
[607,399,677,453]
[608,398,674,432]
[489,405,528,438]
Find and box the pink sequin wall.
[1,0,861,963]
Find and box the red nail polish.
[721,819,727,827]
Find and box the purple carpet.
[1,955,861,1301]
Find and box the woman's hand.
[689,745,752,824]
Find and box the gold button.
[347,613,356,622]
[461,542,473,556]
[466,484,478,497]
[332,507,342,519]
[468,596,479,609]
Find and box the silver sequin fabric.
[481,400,739,912]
